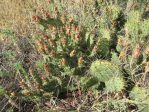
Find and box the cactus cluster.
[1,0,148,111]
[16,0,149,108]
[14,1,113,99]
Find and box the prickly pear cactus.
[105,77,125,92]
[91,38,110,58]
[129,86,149,112]
[90,60,122,82]
[80,76,99,89]
[15,1,119,99]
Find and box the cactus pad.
[90,60,122,82]
[105,77,125,92]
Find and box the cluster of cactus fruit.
[0,0,149,111]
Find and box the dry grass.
[0,0,49,38]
